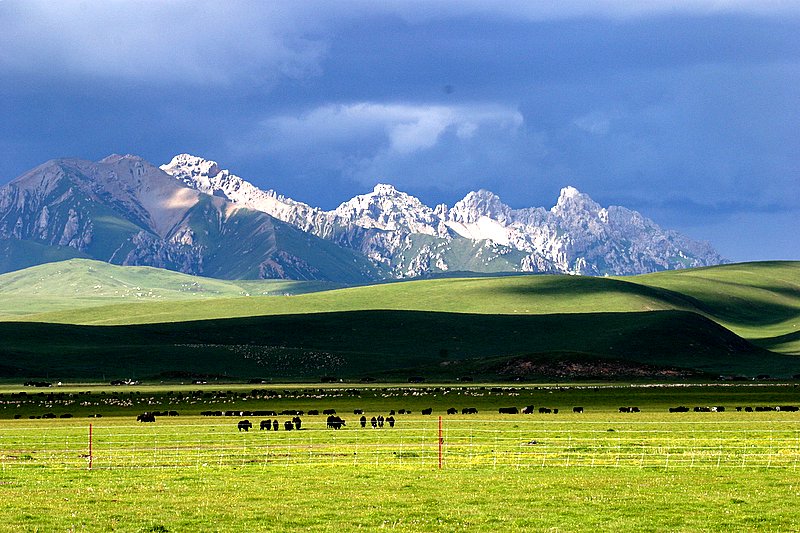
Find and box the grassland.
[1,383,799,531]
[0,260,798,380]
[0,259,339,317]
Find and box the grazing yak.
[669,406,690,413]
[292,416,303,430]
[238,420,253,432]
[360,415,367,428]
[137,412,156,423]
[573,407,584,413]
[272,420,279,431]
[323,409,336,415]
[421,408,433,415]
[354,409,364,415]
[498,407,519,414]
[260,420,272,430]
[447,408,457,415]
[387,416,395,428]
[284,420,294,431]
[327,415,346,430]
[370,416,377,428]
[522,405,535,414]
[462,407,478,415]
[619,407,640,413]
[377,415,385,428]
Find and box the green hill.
[0,259,339,317]
[1,260,797,380]
[3,310,795,380]
[628,261,800,355]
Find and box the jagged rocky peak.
[334,183,439,234]
[449,189,511,224]
[163,154,221,179]
[372,183,399,195]
[551,185,602,216]
[155,152,725,276]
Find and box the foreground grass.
[2,384,800,531]
[1,462,797,531]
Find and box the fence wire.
[2,418,800,470]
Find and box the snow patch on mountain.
[162,154,726,277]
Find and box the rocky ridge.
[162,154,725,277]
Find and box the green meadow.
[1,383,800,531]
[0,260,797,380]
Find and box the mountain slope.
[2,261,797,379]
[16,261,798,355]
[2,310,793,379]
[0,258,340,317]
[163,154,725,277]
[0,155,381,283]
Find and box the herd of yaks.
[19,403,800,423]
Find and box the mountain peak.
[162,154,221,179]
[449,188,511,224]
[552,185,601,215]
[559,186,581,200]
[372,183,398,195]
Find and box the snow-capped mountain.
[0,155,380,281]
[162,154,725,277]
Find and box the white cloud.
[2,0,794,85]
[0,1,327,85]
[262,102,523,155]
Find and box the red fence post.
[88,423,93,470]
[438,416,443,469]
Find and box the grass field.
[1,260,798,380]
[1,383,799,531]
[0,259,339,317]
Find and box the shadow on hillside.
[498,275,800,330]
[2,309,800,379]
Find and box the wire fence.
[2,418,800,471]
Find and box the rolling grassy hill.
[0,259,340,317]
[0,260,797,380]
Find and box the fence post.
[88,424,93,470]
[438,416,443,469]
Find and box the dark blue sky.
[1,1,798,261]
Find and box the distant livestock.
[307,410,319,416]
[693,406,725,412]
[284,420,294,431]
[360,415,367,428]
[461,407,478,415]
[237,420,252,432]
[387,416,395,428]
[260,420,272,430]
[619,407,640,413]
[323,409,336,415]
[292,416,302,430]
[498,407,519,414]
[447,408,457,415]
[522,405,535,414]
[136,412,156,423]
[573,407,584,413]
[327,415,346,430]
[421,408,433,415]
[669,406,690,413]
[354,409,364,415]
